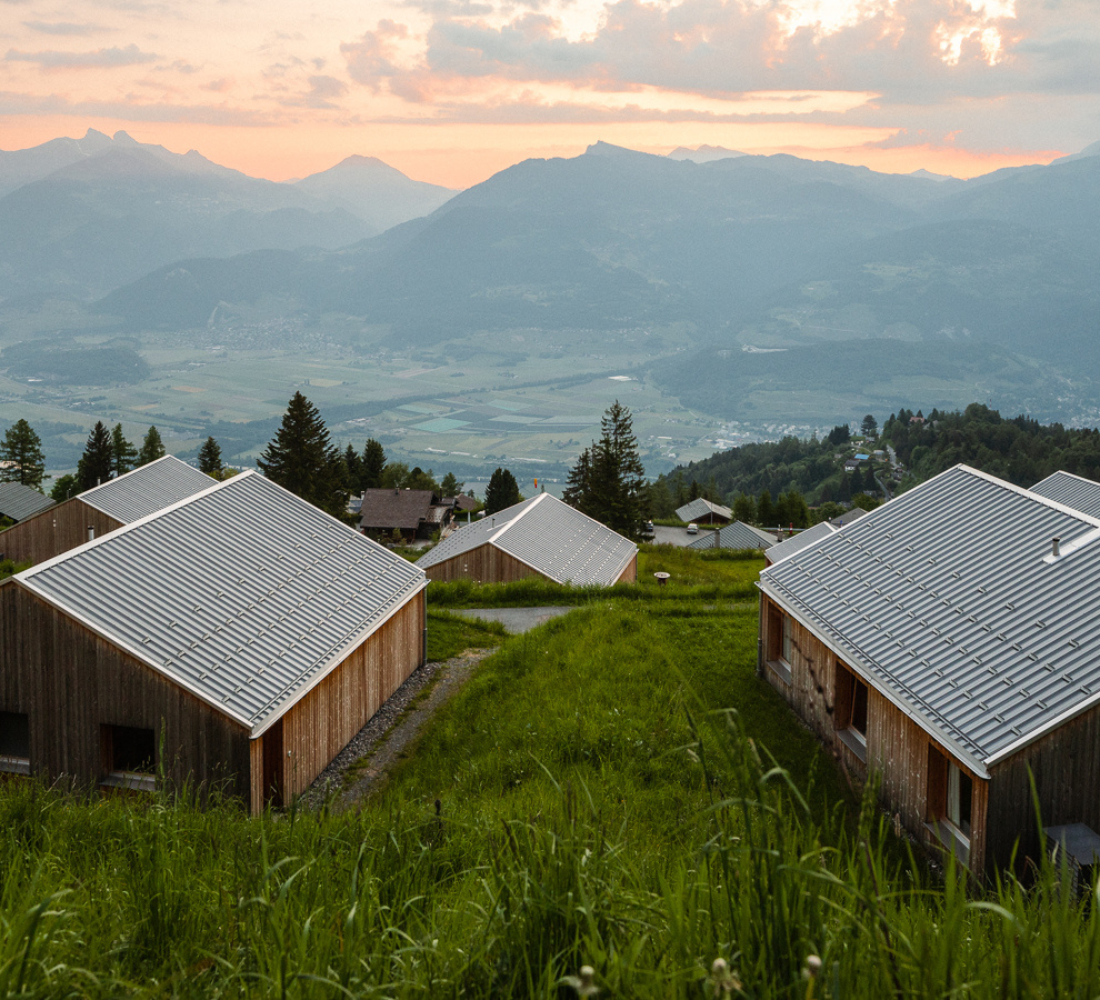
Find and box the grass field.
[2,568,1100,996]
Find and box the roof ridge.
[488,491,548,543]
[955,463,1100,527]
[1037,469,1100,488]
[18,471,242,581]
[79,454,191,515]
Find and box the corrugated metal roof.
[0,482,55,522]
[1030,471,1100,519]
[81,456,215,523]
[829,507,867,528]
[416,493,637,586]
[759,465,1100,772]
[687,520,775,551]
[675,498,732,522]
[766,521,835,562]
[15,472,426,737]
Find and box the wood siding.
[423,544,546,584]
[0,583,252,801]
[615,554,637,584]
[259,592,426,806]
[0,499,121,566]
[987,702,1100,870]
[760,595,990,872]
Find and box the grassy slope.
[1,556,1100,996]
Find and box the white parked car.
[686,523,699,534]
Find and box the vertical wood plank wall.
[987,704,1100,868]
[0,499,121,566]
[0,583,252,801]
[760,596,990,872]
[615,555,637,584]
[423,545,544,584]
[272,592,426,805]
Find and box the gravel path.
[306,647,496,810]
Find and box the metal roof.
[80,455,215,523]
[759,465,1100,774]
[416,493,637,586]
[675,497,732,522]
[0,482,55,522]
[1030,471,1100,520]
[687,520,775,551]
[766,520,835,562]
[829,507,867,528]
[13,472,427,737]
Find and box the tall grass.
[1,603,1098,996]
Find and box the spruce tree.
[564,401,647,537]
[343,444,363,492]
[198,437,223,475]
[757,489,776,527]
[110,424,138,478]
[257,392,346,517]
[0,419,47,490]
[78,421,113,491]
[138,426,166,466]
[361,439,386,491]
[733,492,756,523]
[484,468,521,515]
[440,472,463,496]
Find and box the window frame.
[834,661,869,762]
[925,743,972,864]
[765,605,793,685]
[100,724,157,793]
[0,711,30,776]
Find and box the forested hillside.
[666,403,1100,505]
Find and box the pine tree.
[733,492,756,523]
[564,401,647,537]
[257,392,346,517]
[138,426,166,466]
[757,489,776,527]
[484,468,521,515]
[343,444,363,492]
[361,439,386,491]
[50,473,78,503]
[440,472,463,497]
[78,422,113,491]
[110,424,138,478]
[198,437,223,475]
[0,419,47,490]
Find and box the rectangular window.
[100,725,156,792]
[781,615,793,666]
[834,662,869,760]
[765,606,792,684]
[0,712,30,775]
[926,744,972,863]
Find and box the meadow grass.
[2,596,1100,996]
[425,609,506,662]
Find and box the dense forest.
[664,403,1100,508]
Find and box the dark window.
[927,744,972,840]
[835,662,869,737]
[850,676,868,736]
[102,725,156,775]
[0,712,30,771]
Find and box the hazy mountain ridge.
[0,130,457,302]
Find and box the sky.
[1,0,1097,188]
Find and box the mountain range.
[0,129,454,301]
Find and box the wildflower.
[803,955,822,979]
[708,957,741,996]
[562,965,599,997]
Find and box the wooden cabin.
[359,488,451,542]
[0,471,427,812]
[0,456,212,566]
[416,493,637,586]
[0,482,54,525]
[675,497,732,525]
[758,465,1100,874]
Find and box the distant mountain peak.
[908,168,956,182]
[667,144,747,163]
[584,140,652,158]
[1055,139,1100,163]
[112,130,138,145]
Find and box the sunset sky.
[1,0,1097,188]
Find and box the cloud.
[341,20,411,92]
[0,88,273,126]
[5,43,157,68]
[279,74,349,109]
[21,21,107,36]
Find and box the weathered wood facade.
[0,498,121,566]
[761,595,993,871]
[2,580,427,815]
[422,545,636,586]
[249,593,426,812]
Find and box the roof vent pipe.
[1052,537,1060,558]
[87,525,95,542]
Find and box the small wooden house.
[687,520,775,552]
[416,493,637,586]
[758,465,1100,873]
[0,456,212,566]
[359,488,451,542]
[0,471,427,812]
[675,498,732,525]
[0,482,54,524]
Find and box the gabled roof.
[79,455,214,522]
[675,497,732,522]
[687,520,774,551]
[766,520,835,562]
[9,472,426,738]
[359,489,436,530]
[828,507,867,528]
[760,465,1100,775]
[0,481,54,522]
[416,493,637,586]
[1030,471,1100,520]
